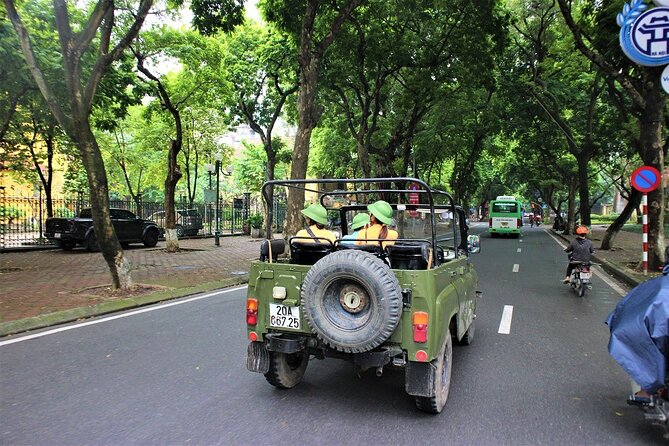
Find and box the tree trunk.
[285,57,320,238]
[565,181,577,236]
[284,0,364,238]
[264,148,276,240]
[165,139,182,252]
[577,154,591,227]
[600,188,641,250]
[76,120,132,290]
[638,68,666,269]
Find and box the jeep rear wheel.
[264,350,308,389]
[301,250,402,353]
[415,332,453,413]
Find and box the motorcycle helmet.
[576,225,588,235]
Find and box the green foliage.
[189,0,246,36]
[590,214,620,224]
[234,141,289,193]
[0,205,26,222]
[247,213,264,228]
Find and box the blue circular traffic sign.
[631,166,661,192]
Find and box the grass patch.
[621,224,669,234]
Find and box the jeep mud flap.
[247,341,270,374]
[405,360,436,397]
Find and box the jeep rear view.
[246,178,480,413]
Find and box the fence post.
[0,186,5,250]
[76,190,83,215]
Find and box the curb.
[0,275,249,338]
[551,230,641,288]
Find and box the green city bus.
[488,195,522,238]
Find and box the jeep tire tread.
[301,250,402,353]
[264,350,309,389]
[415,332,453,413]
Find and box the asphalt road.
[1,224,667,445]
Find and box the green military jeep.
[246,178,480,413]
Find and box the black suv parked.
[148,209,203,237]
[45,208,161,251]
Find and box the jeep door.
[433,210,475,340]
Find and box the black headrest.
[289,237,334,250]
[260,239,286,262]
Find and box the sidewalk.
[0,236,264,335]
[0,227,658,336]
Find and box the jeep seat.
[289,237,335,265]
[386,243,428,270]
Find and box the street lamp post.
[213,152,232,246]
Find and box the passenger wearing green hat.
[295,203,336,244]
[356,200,398,248]
[340,212,370,245]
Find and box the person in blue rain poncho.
[606,253,669,400]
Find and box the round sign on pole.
[630,166,662,192]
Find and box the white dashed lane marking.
[512,264,520,273]
[498,305,514,334]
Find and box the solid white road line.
[544,228,625,297]
[498,305,514,335]
[0,285,249,347]
[512,264,520,273]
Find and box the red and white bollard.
[642,193,648,275]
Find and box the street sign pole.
[629,165,661,275]
[642,193,648,275]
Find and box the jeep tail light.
[488,218,492,227]
[246,298,258,326]
[413,311,428,343]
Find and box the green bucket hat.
[301,203,329,225]
[351,213,370,230]
[367,200,393,225]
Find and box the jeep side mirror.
[467,235,481,254]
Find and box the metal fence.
[0,187,286,251]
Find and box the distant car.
[45,208,160,251]
[149,209,203,237]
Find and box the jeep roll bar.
[260,177,458,257]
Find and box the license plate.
[54,233,61,238]
[581,272,591,280]
[269,304,300,330]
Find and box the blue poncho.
[606,274,669,393]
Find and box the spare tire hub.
[340,284,367,313]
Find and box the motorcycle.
[568,261,591,297]
[607,270,669,438]
[627,386,669,433]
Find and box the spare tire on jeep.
[301,250,402,353]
